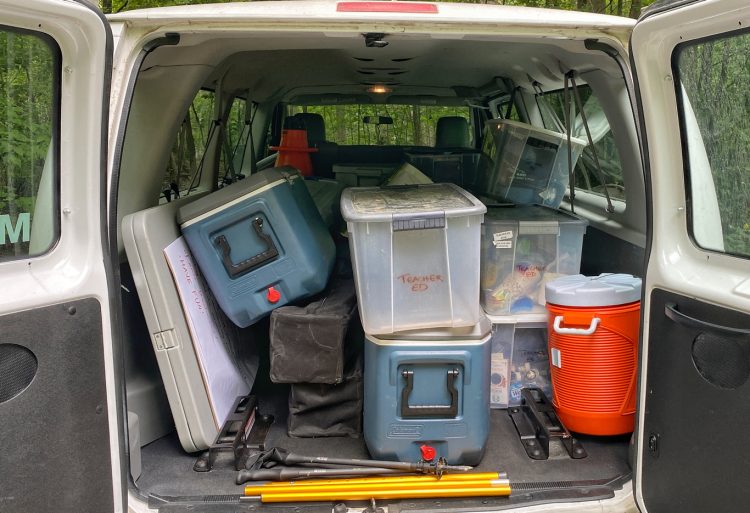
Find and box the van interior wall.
[116,63,215,258]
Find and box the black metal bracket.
[214,217,279,278]
[193,395,274,472]
[509,387,586,460]
[400,368,459,418]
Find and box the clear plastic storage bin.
[488,313,551,408]
[481,205,587,315]
[476,119,586,209]
[341,183,486,334]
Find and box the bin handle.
[214,217,279,278]
[400,368,459,419]
[553,315,600,336]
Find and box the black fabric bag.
[287,357,363,438]
[269,276,361,384]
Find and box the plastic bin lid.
[341,183,486,222]
[484,204,588,230]
[485,118,587,148]
[370,316,492,342]
[545,273,642,307]
[177,167,299,226]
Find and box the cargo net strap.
[563,71,615,214]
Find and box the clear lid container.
[341,183,486,223]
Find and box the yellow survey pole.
[244,471,505,495]
[243,474,511,503]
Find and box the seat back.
[435,116,471,149]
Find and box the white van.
[0,1,748,512]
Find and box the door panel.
[632,1,750,511]
[0,1,117,512]
[0,299,113,512]
[642,289,750,513]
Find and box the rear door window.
[0,28,60,259]
[675,29,750,258]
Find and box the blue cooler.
[178,167,335,327]
[363,318,491,465]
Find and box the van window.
[162,90,216,201]
[286,104,473,147]
[675,30,750,258]
[0,28,59,260]
[219,96,247,185]
[538,86,626,201]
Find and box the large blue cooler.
[363,317,491,465]
[178,167,335,327]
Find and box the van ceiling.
[142,31,622,102]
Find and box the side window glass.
[0,28,59,259]
[219,97,247,185]
[162,90,215,201]
[676,31,750,258]
[540,86,626,201]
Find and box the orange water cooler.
[545,274,642,436]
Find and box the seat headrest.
[294,113,326,146]
[435,116,470,149]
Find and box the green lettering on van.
[0,213,31,244]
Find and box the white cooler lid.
[545,273,642,307]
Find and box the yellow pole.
[244,472,504,495]
[244,476,506,496]
[254,482,512,503]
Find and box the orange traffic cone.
[271,117,317,176]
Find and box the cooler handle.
[214,217,279,278]
[400,368,459,418]
[553,315,600,336]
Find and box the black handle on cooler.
[215,217,279,278]
[400,368,459,418]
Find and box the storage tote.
[178,167,336,328]
[545,273,641,435]
[363,318,491,465]
[488,313,552,408]
[481,204,587,315]
[476,119,586,209]
[341,183,486,334]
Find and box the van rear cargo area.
[135,378,631,511]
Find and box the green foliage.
[288,104,471,146]
[0,30,55,256]
[678,32,750,257]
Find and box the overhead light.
[367,85,392,94]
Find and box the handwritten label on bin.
[397,273,444,292]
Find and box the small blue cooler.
[178,167,335,327]
[363,317,491,465]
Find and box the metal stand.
[509,387,586,460]
[193,395,274,472]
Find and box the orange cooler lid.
[545,273,642,307]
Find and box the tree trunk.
[412,105,422,145]
[335,105,346,143]
[590,0,606,14]
[628,0,642,18]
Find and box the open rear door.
[632,0,750,511]
[0,1,119,512]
